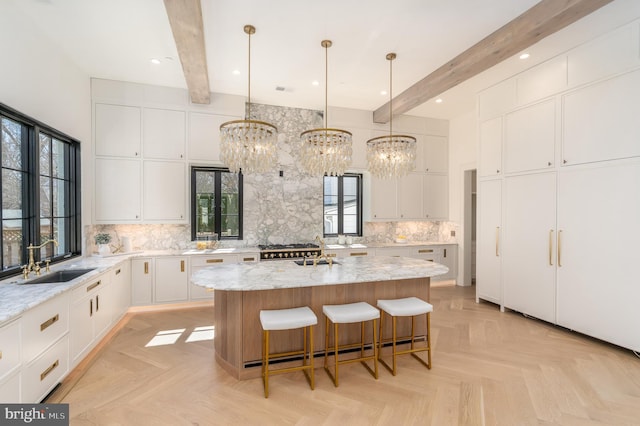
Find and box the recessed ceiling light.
[380,90,387,96]
[435,98,443,104]
[312,80,319,86]
[232,69,240,75]
[150,58,161,65]
[275,86,285,92]
[519,53,530,60]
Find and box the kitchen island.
[191,256,448,379]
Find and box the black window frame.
[0,103,82,279]
[323,173,363,237]
[190,166,243,241]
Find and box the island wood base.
[213,277,430,380]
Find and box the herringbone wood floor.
[49,285,640,425]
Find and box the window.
[191,167,243,240]
[323,173,362,237]
[1,104,81,278]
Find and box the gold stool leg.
[426,312,432,369]
[378,310,384,360]
[372,318,379,379]
[309,325,315,390]
[263,330,270,398]
[334,322,339,387]
[411,316,416,350]
[392,315,397,376]
[324,316,329,370]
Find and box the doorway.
[463,169,477,286]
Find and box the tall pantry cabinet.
[475,20,640,351]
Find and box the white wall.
[0,1,91,238]
[448,111,477,286]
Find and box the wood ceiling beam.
[373,0,615,123]
[163,0,210,104]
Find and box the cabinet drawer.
[22,293,69,363]
[22,335,69,403]
[0,320,21,380]
[72,273,107,302]
[0,371,21,403]
[191,255,239,267]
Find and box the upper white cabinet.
[423,174,448,220]
[516,56,567,106]
[562,69,640,165]
[95,103,141,158]
[478,117,502,177]
[398,173,423,219]
[95,158,142,222]
[189,112,240,162]
[143,161,186,222]
[370,176,398,220]
[504,99,556,173]
[419,135,448,173]
[478,79,517,121]
[143,108,186,160]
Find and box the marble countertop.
[0,256,128,324]
[191,255,448,291]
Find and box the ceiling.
[9,0,639,120]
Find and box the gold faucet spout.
[25,239,58,278]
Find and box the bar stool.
[260,306,317,398]
[323,302,379,387]
[377,297,433,376]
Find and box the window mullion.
[214,171,222,237]
[337,176,344,235]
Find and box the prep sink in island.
[191,256,448,379]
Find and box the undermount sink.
[21,268,96,284]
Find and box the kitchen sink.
[21,268,96,284]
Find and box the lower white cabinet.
[402,245,457,281]
[0,371,20,403]
[476,179,502,304]
[155,256,189,303]
[70,272,113,365]
[112,260,131,322]
[190,254,242,300]
[0,319,21,402]
[131,258,154,305]
[22,335,69,403]
[22,292,69,364]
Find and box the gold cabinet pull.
[87,280,101,292]
[206,258,223,264]
[444,248,447,258]
[418,249,433,254]
[243,257,255,262]
[180,260,185,272]
[40,359,59,381]
[350,252,368,256]
[495,227,500,257]
[558,230,563,267]
[0,351,2,360]
[40,314,59,332]
[96,294,100,312]
[90,299,93,317]
[115,268,121,275]
[549,230,554,266]
[144,261,149,274]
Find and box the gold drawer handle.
[40,314,59,331]
[243,257,255,262]
[0,350,3,360]
[206,259,223,264]
[181,260,185,272]
[326,253,336,258]
[87,280,101,292]
[350,252,368,256]
[418,249,434,253]
[115,268,121,275]
[144,261,149,274]
[40,359,59,381]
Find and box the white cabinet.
[370,176,398,220]
[556,162,640,351]
[502,172,557,323]
[423,174,448,220]
[476,179,502,304]
[155,257,189,303]
[562,69,640,165]
[516,56,567,106]
[420,135,448,173]
[188,112,240,162]
[22,335,69,403]
[143,108,185,160]
[398,173,423,219]
[0,370,20,403]
[189,254,245,300]
[95,103,141,158]
[94,158,141,222]
[70,273,112,365]
[131,258,154,305]
[111,260,131,322]
[0,319,21,402]
[478,117,502,177]
[142,161,186,222]
[504,99,556,173]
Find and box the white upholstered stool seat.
[260,306,317,398]
[323,302,379,387]
[377,297,433,376]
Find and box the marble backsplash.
[86,102,458,253]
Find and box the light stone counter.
[191,255,448,291]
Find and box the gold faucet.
[23,239,58,278]
[311,235,333,268]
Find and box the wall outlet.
[450,230,456,237]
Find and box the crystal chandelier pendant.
[219,25,278,174]
[299,40,352,177]
[367,53,416,179]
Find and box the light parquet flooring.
[48,285,640,425]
